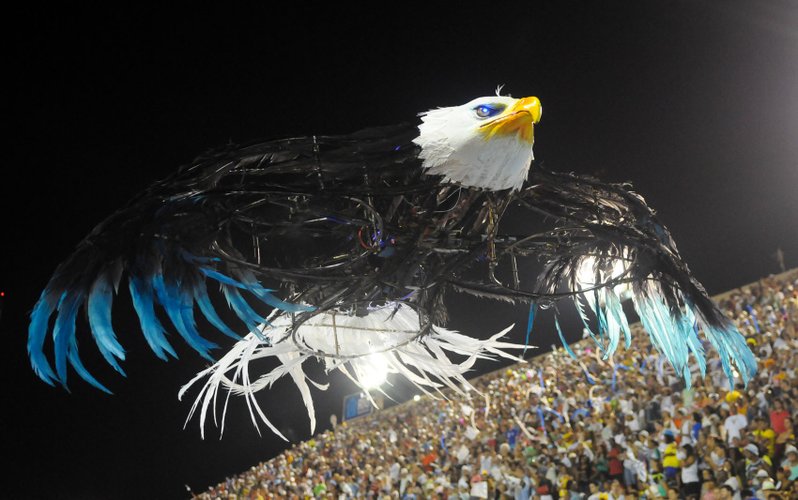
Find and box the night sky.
[4,3,798,499]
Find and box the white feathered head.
[413,94,542,191]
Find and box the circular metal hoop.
[287,300,433,360]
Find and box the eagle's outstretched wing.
[452,167,756,387]
[28,123,427,392]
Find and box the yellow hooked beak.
[480,96,542,144]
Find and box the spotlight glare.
[576,252,633,300]
[357,353,388,390]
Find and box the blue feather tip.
[571,281,757,391]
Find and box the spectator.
[724,404,749,446]
[662,431,681,487]
[700,468,718,499]
[782,444,798,481]
[751,416,777,459]
[681,443,702,499]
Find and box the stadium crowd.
[194,270,798,499]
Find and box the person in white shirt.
[586,482,602,500]
[724,407,748,446]
[679,443,701,498]
[679,407,694,445]
[624,411,640,433]
[660,393,675,416]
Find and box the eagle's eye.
[474,103,506,119]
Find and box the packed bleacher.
[194,270,798,499]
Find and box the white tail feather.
[179,303,529,439]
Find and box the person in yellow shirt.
[751,416,777,458]
[726,391,748,417]
[662,432,680,486]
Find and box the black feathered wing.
[28,124,429,392]
[449,167,756,387]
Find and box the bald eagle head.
[413,94,542,192]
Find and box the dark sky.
[4,3,798,499]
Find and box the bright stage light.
[575,251,633,300]
[355,353,389,390]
